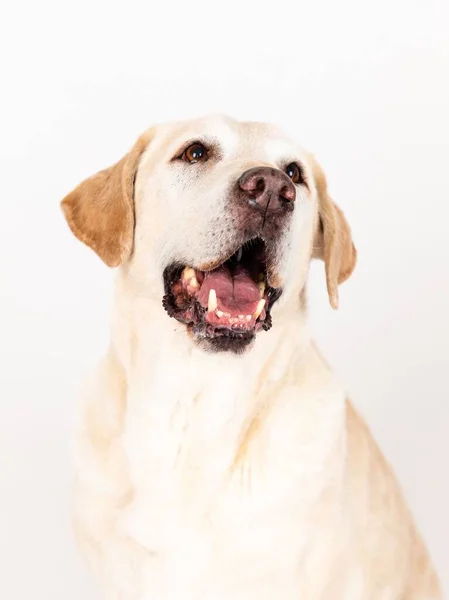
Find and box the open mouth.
[162,238,282,352]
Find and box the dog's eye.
[285,162,303,184]
[182,142,208,164]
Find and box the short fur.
[62,114,441,600]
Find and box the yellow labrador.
[62,115,441,599]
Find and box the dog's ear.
[61,133,150,267]
[310,156,357,309]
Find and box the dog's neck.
[109,273,319,451]
[111,272,312,397]
[105,272,345,551]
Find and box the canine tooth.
[258,281,265,298]
[183,267,196,281]
[216,309,224,318]
[208,289,218,312]
[254,299,266,319]
[236,247,243,262]
[258,273,265,282]
[190,276,199,289]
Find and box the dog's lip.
[162,238,283,337]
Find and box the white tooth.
[246,315,252,322]
[238,314,244,320]
[208,289,218,312]
[258,281,265,298]
[183,266,196,281]
[254,299,266,319]
[216,309,224,318]
[236,247,243,262]
[190,276,199,289]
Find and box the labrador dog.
[62,114,441,599]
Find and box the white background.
[1,0,448,597]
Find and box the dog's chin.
[162,238,283,354]
[187,324,256,354]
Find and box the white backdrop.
[1,0,448,597]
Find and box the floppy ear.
[61,133,150,267]
[311,156,357,309]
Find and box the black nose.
[238,167,296,216]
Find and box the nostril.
[253,177,265,197]
[240,175,266,199]
[279,184,296,203]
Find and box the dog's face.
[62,114,356,353]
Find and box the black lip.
[162,267,281,326]
[161,239,283,352]
[194,328,256,354]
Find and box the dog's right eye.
[181,142,208,164]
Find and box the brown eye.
[285,162,302,184]
[182,142,208,163]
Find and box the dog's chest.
[118,364,345,599]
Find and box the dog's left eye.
[285,162,303,184]
[181,142,208,164]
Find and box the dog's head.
[62,114,356,353]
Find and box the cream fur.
[64,115,441,599]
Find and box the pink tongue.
[197,265,260,315]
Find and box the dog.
[62,114,441,599]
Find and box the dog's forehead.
[237,120,301,159]
[153,114,302,161]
